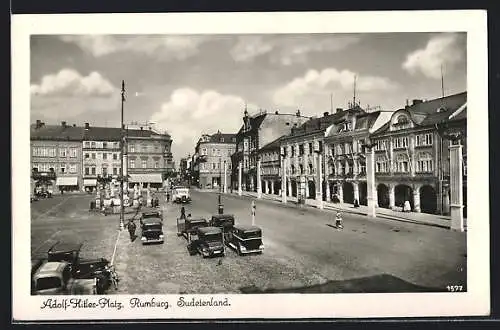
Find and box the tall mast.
[353,75,357,107]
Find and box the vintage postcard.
[12,10,489,320]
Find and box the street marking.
[32,230,61,254]
[33,196,72,221]
[110,229,122,266]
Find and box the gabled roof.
[31,124,84,141]
[236,113,267,136]
[259,135,285,152]
[372,91,467,135]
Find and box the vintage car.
[209,214,235,241]
[32,242,118,294]
[141,218,164,244]
[32,261,98,295]
[176,217,208,240]
[187,226,225,258]
[140,207,163,225]
[172,186,191,204]
[226,225,264,256]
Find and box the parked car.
[226,225,264,256]
[140,218,164,244]
[172,186,191,204]
[140,208,163,225]
[32,261,98,295]
[209,214,235,241]
[187,226,225,258]
[176,217,208,240]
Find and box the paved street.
[31,190,466,294]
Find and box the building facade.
[370,92,467,215]
[126,127,174,189]
[231,109,309,192]
[82,123,122,192]
[257,137,284,196]
[194,131,236,190]
[323,107,386,206]
[31,120,84,193]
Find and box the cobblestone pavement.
[31,190,467,294]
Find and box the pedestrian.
[126,220,137,241]
[335,211,343,230]
[353,199,359,208]
[180,206,186,219]
[403,200,411,212]
[166,192,170,203]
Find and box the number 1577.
[446,285,464,292]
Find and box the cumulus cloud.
[150,88,254,158]
[31,69,115,97]
[230,35,360,65]
[273,68,398,108]
[402,33,465,79]
[59,35,209,61]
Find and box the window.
[299,144,304,156]
[84,141,90,148]
[114,142,119,148]
[85,167,90,175]
[92,153,96,159]
[69,164,77,173]
[212,163,216,170]
[299,164,304,174]
[91,167,96,175]
[200,163,204,170]
[375,139,388,151]
[130,160,135,168]
[103,142,107,149]
[48,148,56,157]
[393,136,409,149]
[59,148,67,157]
[359,162,366,175]
[130,145,135,153]
[393,114,411,130]
[416,133,433,146]
[308,143,313,155]
[113,167,118,175]
[338,162,344,175]
[463,157,467,176]
[396,154,410,173]
[345,142,353,155]
[376,156,388,173]
[308,163,314,174]
[142,160,147,169]
[113,153,117,160]
[102,167,108,176]
[60,164,66,174]
[91,142,96,148]
[85,153,90,159]
[103,153,107,160]
[154,161,159,169]
[416,152,434,173]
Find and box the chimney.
[84,123,90,130]
[412,99,423,105]
[140,126,143,131]
[61,121,67,128]
[336,108,343,113]
[275,110,279,115]
[296,109,301,117]
[35,119,41,129]
[72,124,76,127]
[323,112,329,117]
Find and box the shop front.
[83,178,98,192]
[128,173,163,190]
[55,176,79,193]
[32,171,56,196]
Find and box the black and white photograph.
[12,11,489,320]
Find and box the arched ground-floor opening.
[420,185,437,214]
[377,184,390,209]
[395,184,414,210]
[343,182,354,204]
[322,181,327,201]
[274,180,281,195]
[307,181,315,199]
[291,180,297,197]
[359,182,367,206]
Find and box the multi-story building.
[31,120,84,193]
[82,123,121,192]
[257,136,284,196]
[179,155,192,184]
[280,109,350,201]
[231,109,309,192]
[370,91,467,215]
[125,126,174,189]
[323,107,387,205]
[193,131,236,190]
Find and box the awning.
[128,173,163,183]
[83,179,97,186]
[56,177,78,186]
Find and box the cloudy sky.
[31,33,466,162]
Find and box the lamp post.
[313,140,323,209]
[280,147,287,204]
[435,122,465,231]
[363,136,377,218]
[119,80,126,230]
[218,157,224,214]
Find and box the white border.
[12,10,490,320]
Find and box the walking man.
[127,220,137,241]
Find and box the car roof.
[234,224,261,232]
[198,226,222,235]
[211,214,235,220]
[48,242,83,253]
[142,207,160,214]
[142,218,162,225]
[173,186,189,189]
[186,217,206,223]
[35,261,67,276]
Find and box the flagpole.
[120,80,125,231]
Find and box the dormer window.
[392,114,412,131]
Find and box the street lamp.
[119,80,126,231]
[362,136,377,217]
[313,140,323,209]
[218,157,224,214]
[435,122,465,231]
[280,147,287,204]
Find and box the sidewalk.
[194,187,465,230]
